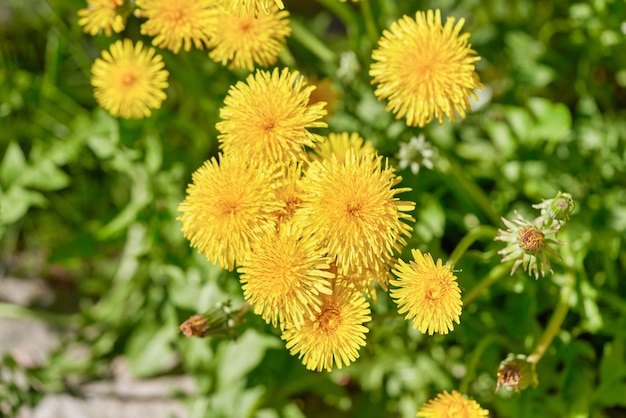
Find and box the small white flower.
[396,134,436,175]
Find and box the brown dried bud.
[517,225,544,255]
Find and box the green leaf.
[21,159,70,191]
[0,186,47,224]
[127,322,178,378]
[1,141,27,188]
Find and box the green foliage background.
[1,0,626,417]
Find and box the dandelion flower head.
[417,390,489,418]
[78,0,126,36]
[391,249,462,335]
[238,224,334,330]
[91,39,169,119]
[208,6,291,71]
[220,0,284,16]
[178,155,282,271]
[309,132,376,165]
[272,163,305,228]
[370,9,483,127]
[136,0,219,53]
[297,150,414,275]
[282,282,371,372]
[217,68,327,165]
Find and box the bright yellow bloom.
[238,225,334,330]
[417,390,489,418]
[136,0,218,53]
[208,6,291,71]
[272,163,305,228]
[178,155,281,271]
[217,68,327,165]
[391,249,462,335]
[308,132,376,165]
[331,257,392,302]
[282,282,371,372]
[220,0,284,16]
[91,39,169,119]
[297,149,414,275]
[77,0,126,36]
[370,9,483,127]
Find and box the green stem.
[527,273,574,364]
[438,155,502,226]
[448,225,497,266]
[314,0,359,33]
[289,19,337,63]
[360,0,380,44]
[459,333,508,394]
[462,262,510,306]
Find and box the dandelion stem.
[527,273,574,364]
[462,262,510,306]
[289,19,337,63]
[448,225,497,266]
[314,0,359,35]
[360,0,379,44]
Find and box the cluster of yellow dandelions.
[78,0,291,118]
[177,67,466,372]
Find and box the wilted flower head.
[397,134,436,174]
[391,249,462,335]
[494,211,565,279]
[91,39,169,119]
[78,0,127,36]
[179,301,249,339]
[532,191,575,229]
[496,353,539,392]
[417,390,489,417]
[370,9,483,127]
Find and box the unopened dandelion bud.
[179,301,249,339]
[496,354,539,392]
[533,191,575,228]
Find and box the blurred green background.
[1,0,626,417]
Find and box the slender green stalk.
[360,0,380,44]
[462,262,510,306]
[314,0,359,32]
[448,225,497,266]
[527,273,574,364]
[289,19,337,63]
[459,333,508,394]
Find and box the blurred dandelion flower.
[220,0,284,16]
[78,0,126,36]
[91,39,169,119]
[417,390,489,418]
[136,0,218,53]
[307,78,341,120]
[370,9,483,127]
[178,155,281,271]
[391,249,462,335]
[397,134,436,174]
[309,132,376,164]
[297,150,414,275]
[208,6,290,71]
[282,282,371,372]
[495,211,565,279]
[332,257,393,302]
[217,68,327,165]
[239,225,334,330]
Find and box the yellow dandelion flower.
[178,155,281,271]
[370,9,483,127]
[217,68,327,165]
[309,132,376,164]
[391,249,462,335]
[282,282,371,372]
[136,0,218,53]
[78,0,126,37]
[331,257,392,302]
[208,6,291,71]
[417,390,489,418]
[238,225,334,330]
[297,150,414,275]
[220,0,284,16]
[91,39,169,119]
[272,163,305,227]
